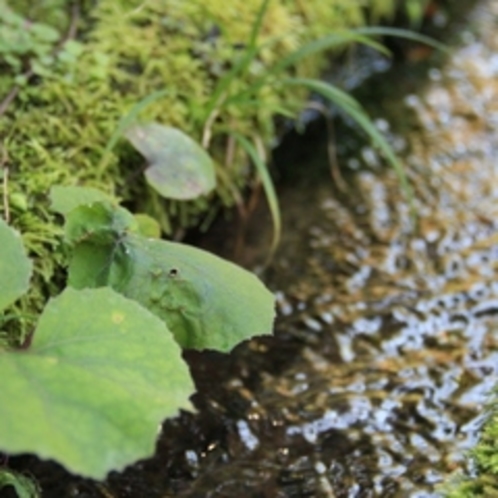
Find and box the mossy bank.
[0,0,428,341]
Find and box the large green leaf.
[0,218,32,311]
[66,204,275,352]
[125,123,216,200]
[0,287,194,479]
[114,236,275,351]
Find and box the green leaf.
[68,242,131,288]
[30,23,59,43]
[0,218,32,311]
[64,202,136,246]
[224,29,389,109]
[355,26,447,52]
[0,287,194,479]
[229,132,281,259]
[68,225,275,352]
[282,77,415,217]
[203,0,271,119]
[125,123,216,200]
[116,236,275,351]
[61,39,84,57]
[102,89,169,160]
[0,469,40,498]
[133,214,161,239]
[270,30,390,73]
[50,185,115,215]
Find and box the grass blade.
[103,89,169,156]
[225,31,390,108]
[283,77,362,111]
[247,0,271,48]
[355,26,448,52]
[230,131,281,258]
[225,26,445,109]
[272,31,390,74]
[282,77,415,217]
[202,0,271,120]
[226,95,299,117]
[342,103,414,215]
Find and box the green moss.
[445,407,498,497]
[0,0,429,343]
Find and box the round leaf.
[0,218,32,311]
[0,287,194,479]
[125,123,216,200]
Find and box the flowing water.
[12,1,498,497]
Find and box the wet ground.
[7,0,498,497]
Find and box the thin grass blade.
[227,96,299,118]
[226,26,445,109]
[225,32,389,108]
[355,26,448,52]
[343,104,415,215]
[272,32,390,73]
[203,0,271,120]
[283,77,362,111]
[282,78,415,217]
[230,131,281,257]
[103,89,169,157]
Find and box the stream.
[9,1,498,497]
